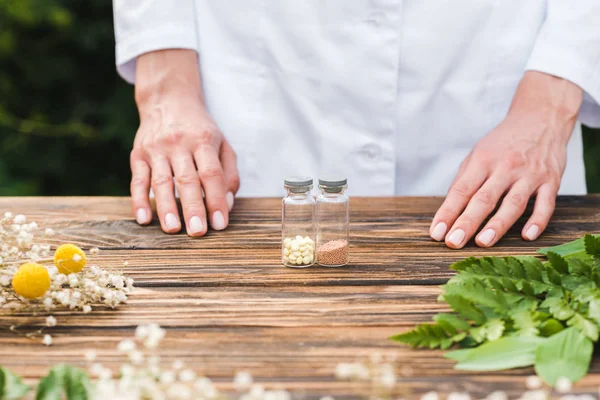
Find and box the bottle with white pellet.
[316,177,349,267]
[282,177,316,268]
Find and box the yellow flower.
[12,263,51,299]
[54,244,86,274]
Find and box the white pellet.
[289,254,297,261]
[296,258,304,265]
[292,251,302,258]
[283,248,289,256]
[301,250,310,257]
[303,256,311,264]
[296,235,303,241]
[291,243,299,251]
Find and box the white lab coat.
[113,1,600,197]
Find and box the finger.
[171,154,207,237]
[150,156,181,234]
[430,164,487,242]
[130,152,152,225]
[445,173,512,249]
[220,140,240,211]
[522,182,558,241]
[194,146,229,231]
[475,180,535,247]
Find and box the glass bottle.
[282,176,316,268]
[316,177,349,267]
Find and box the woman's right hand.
[131,49,240,236]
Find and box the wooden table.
[1,196,600,398]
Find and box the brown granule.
[317,239,349,266]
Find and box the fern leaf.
[444,279,508,313]
[390,323,465,350]
[434,313,471,331]
[506,257,526,279]
[518,256,544,282]
[442,294,487,325]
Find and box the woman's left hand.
[430,71,584,249]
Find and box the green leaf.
[534,327,593,385]
[538,237,586,257]
[538,319,565,337]
[518,256,544,282]
[442,294,487,325]
[36,365,90,400]
[454,336,544,371]
[546,251,569,274]
[541,296,575,321]
[433,313,471,331]
[0,367,30,400]
[566,314,599,341]
[584,234,600,256]
[444,348,474,362]
[511,311,540,337]
[588,298,600,325]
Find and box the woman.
[113,1,600,248]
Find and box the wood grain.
[1,196,600,398]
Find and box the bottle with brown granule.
[316,177,349,267]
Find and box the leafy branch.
[392,234,600,385]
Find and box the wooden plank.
[1,196,600,398]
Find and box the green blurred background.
[1,0,599,196]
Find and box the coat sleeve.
[525,1,600,127]
[112,0,199,84]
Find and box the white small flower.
[99,367,112,380]
[555,377,572,393]
[148,355,161,366]
[576,395,596,400]
[526,375,543,390]
[379,366,396,388]
[194,377,217,398]
[55,274,68,285]
[320,397,335,400]
[46,316,57,327]
[123,261,128,267]
[179,369,196,382]
[13,214,26,224]
[44,297,54,308]
[519,390,549,400]
[559,396,578,400]
[0,296,6,305]
[172,359,184,370]
[82,305,92,313]
[4,212,13,219]
[90,363,104,376]
[249,384,264,397]
[84,350,97,362]
[45,228,55,236]
[117,339,136,353]
[233,371,253,390]
[167,383,192,400]
[486,392,508,400]
[0,275,10,286]
[135,325,149,340]
[90,247,100,255]
[42,334,53,346]
[110,276,124,289]
[120,364,135,378]
[421,392,440,400]
[128,350,144,365]
[448,393,471,400]
[159,370,176,385]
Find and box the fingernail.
[525,224,540,241]
[447,229,466,248]
[212,211,226,230]
[478,228,496,246]
[226,192,235,211]
[165,213,179,230]
[431,222,447,241]
[136,208,148,224]
[189,216,204,234]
